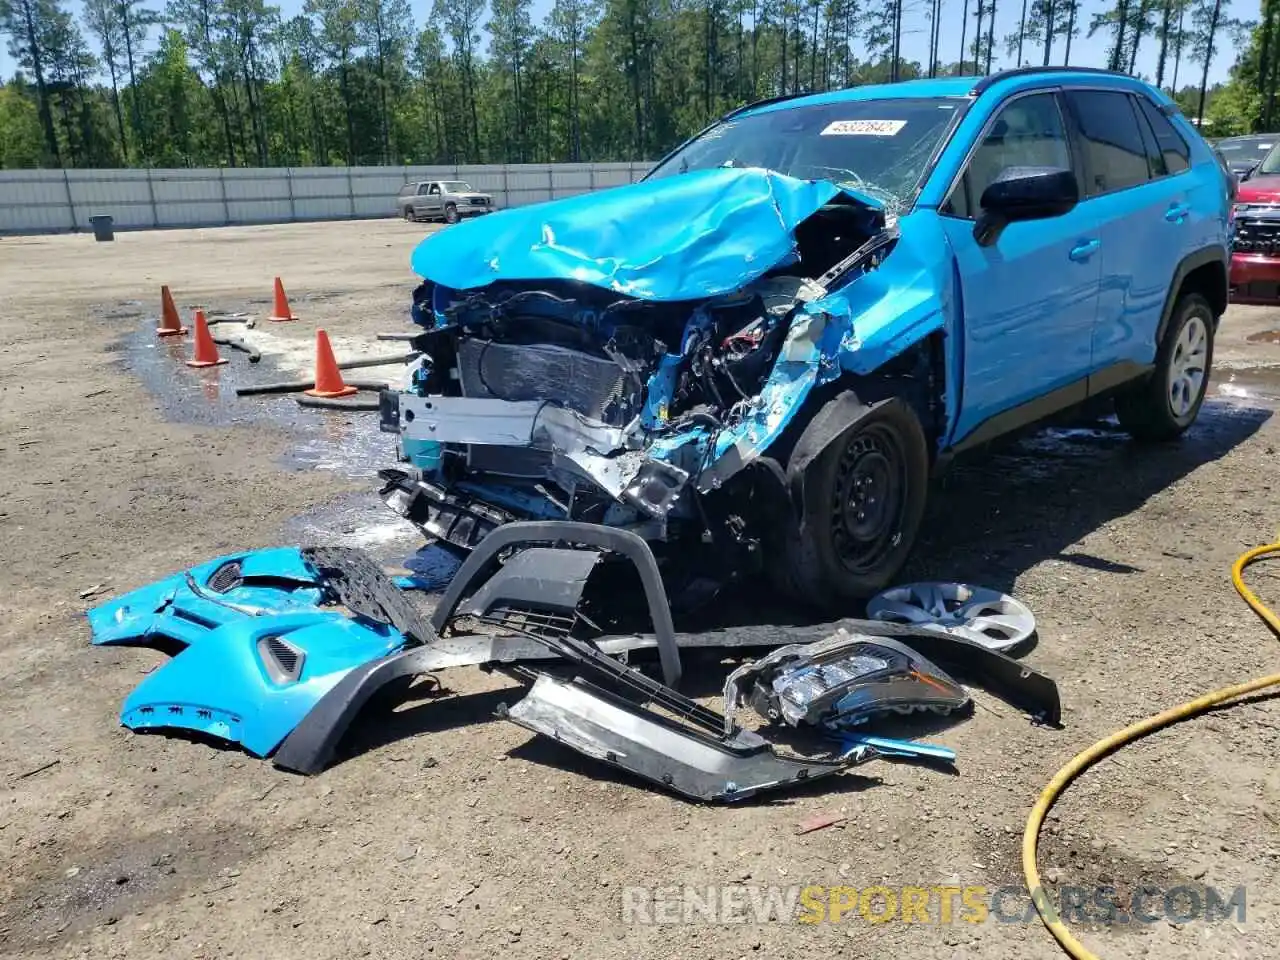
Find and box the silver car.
[397,180,496,224]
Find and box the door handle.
[1166,203,1190,223]
[1069,239,1100,261]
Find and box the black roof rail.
[723,90,811,120]
[970,66,1134,96]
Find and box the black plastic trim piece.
[1156,245,1230,344]
[944,357,1157,458]
[1086,359,1155,396]
[273,645,442,775]
[378,389,400,434]
[430,521,682,688]
[947,377,1089,455]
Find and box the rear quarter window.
[1135,97,1191,175]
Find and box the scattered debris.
[90,532,1059,802]
[394,843,418,862]
[796,812,847,834]
[78,583,108,599]
[13,758,60,781]
[865,582,1036,651]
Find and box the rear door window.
[1134,98,1168,177]
[1064,90,1151,195]
[1135,97,1191,175]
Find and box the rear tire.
[444,203,460,224]
[1115,291,1215,441]
[770,400,930,611]
[402,206,415,222]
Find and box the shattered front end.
[380,167,899,597]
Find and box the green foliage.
[0,0,1262,168]
[0,79,45,164]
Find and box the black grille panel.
[259,635,304,683]
[1234,215,1280,255]
[467,444,552,477]
[207,560,243,593]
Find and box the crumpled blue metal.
[88,550,406,757]
[409,167,850,302]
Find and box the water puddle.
[115,319,399,481]
[115,316,437,569]
[1213,365,1280,405]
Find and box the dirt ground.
[2,219,1279,960]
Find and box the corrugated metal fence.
[0,162,652,234]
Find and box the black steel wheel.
[771,398,929,610]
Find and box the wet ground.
[2,220,1280,960]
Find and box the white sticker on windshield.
[820,119,907,136]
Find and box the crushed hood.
[409,167,858,302]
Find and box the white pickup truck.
[397,180,496,224]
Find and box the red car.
[1230,146,1280,304]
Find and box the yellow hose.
[1022,542,1280,960]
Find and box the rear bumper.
[1229,253,1280,304]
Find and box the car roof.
[739,69,1169,120]
[1218,134,1277,143]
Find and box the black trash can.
[89,215,115,242]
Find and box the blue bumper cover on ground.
[88,549,407,757]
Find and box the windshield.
[1253,142,1280,176]
[1221,137,1276,167]
[442,181,474,192]
[646,97,963,212]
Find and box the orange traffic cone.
[186,310,227,368]
[157,285,187,337]
[268,277,297,322]
[304,330,357,398]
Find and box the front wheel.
[1115,291,1215,441]
[769,399,930,611]
[443,203,460,224]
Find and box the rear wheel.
[770,400,930,611]
[1115,291,1215,441]
[444,203,460,224]
[402,206,415,222]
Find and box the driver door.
[937,90,1103,445]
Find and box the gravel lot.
[2,219,1279,960]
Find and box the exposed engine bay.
[380,188,894,600]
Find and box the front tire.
[1115,291,1215,441]
[770,400,930,610]
[444,203,460,224]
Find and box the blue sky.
[1,0,1258,90]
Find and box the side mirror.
[974,166,1079,246]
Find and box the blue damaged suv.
[380,67,1231,610]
